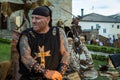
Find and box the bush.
[92,54,108,61]
[0,37,11,44]
[86,44,120,54]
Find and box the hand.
[44,70,62,80]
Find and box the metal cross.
[37,46,50,68]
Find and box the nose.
[32,17,36,23]
[32,18,37,25]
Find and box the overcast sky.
[72,0,120,16]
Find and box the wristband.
[57,63,68,75]
[30,62,47,73]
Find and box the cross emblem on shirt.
[37,46,50,68]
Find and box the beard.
[33,25,46,33]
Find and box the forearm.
[61,51,70,65]
[58,51,70,75]
[19,35,47,73]
[58,28,70,75]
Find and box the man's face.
[32,15,50,32]
[74,19,80,25]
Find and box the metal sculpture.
[0,0,53,30]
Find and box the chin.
[33,27,39,31]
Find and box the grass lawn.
[92,60,109,80]
[0,42,11,62]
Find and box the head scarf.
[32,6,50,17]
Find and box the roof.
[81,13,120,23]
[108,13,120,21]
[82,29,92,32]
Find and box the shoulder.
[22,28,33,34]
[21,28,36,37]
[51,26,64,35]
[51,26,67,39]
[19,28,36,39]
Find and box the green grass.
[0,42,11,62]
[93,59,108,70]
[92,60,109,80]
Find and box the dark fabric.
[17,27,61,79]
[20,74,48,80]
[57,63,68,75]
[64,26,73,38]
[71,25,82,37]
[109,54,120,68]
[32,6,50,17]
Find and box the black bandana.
[32,6,50,17]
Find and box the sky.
[72,0,120,16]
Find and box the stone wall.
[49,0,72,27]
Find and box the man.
[17,6,70,80]
[71,17,82,37]
[56,19,64,28]
[68,17,98,79]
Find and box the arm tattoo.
[19,35,36,69]
[59,28,69,52]
[19,35,48,73]
[57,28,70,75]
[59,28,70,65]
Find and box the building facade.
[79,13,120,40]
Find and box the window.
[0,13,7,29]
[91,26,93,30]
[96,24,101,29]
[112,25,114,28]
[103,28,106,33]
[117,25,120,29]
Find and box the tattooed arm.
[59,28,70,64]
[58,28,70,75]
[19,35,36,70]
[19,35,46,73]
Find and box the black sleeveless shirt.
[17,27,61,76]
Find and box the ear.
[47,16,50,20]
[46,16,50,23]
